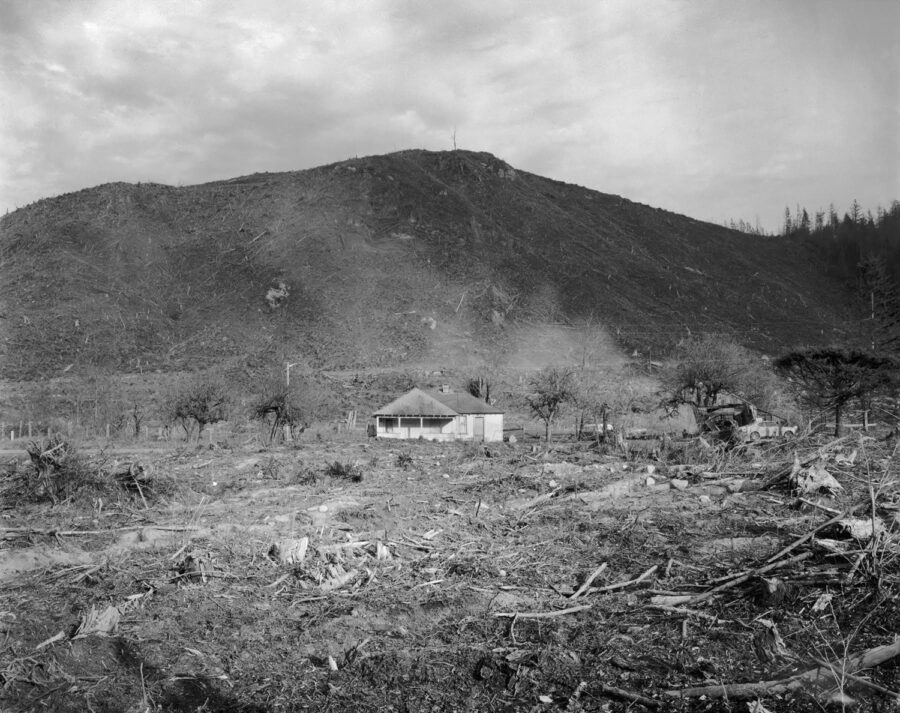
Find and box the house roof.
[373,387,504,417]
[429,389,504,415]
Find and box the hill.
[0,149,862,380]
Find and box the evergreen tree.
[858,255,900,354]
[774,349,896,436]
[782,206,792,237]
[799,208,811,236]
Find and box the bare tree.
[665,335,750,408]
[525,367,577,441]
[252,385,307,445]
[162,375,230,440]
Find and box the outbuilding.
[373,387,504,442]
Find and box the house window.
[381,417,398,432]
[458,416,467,434]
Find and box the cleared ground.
[1,433,898,712]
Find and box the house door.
[474,417,485,442]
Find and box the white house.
[373,387,504,442]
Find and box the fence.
[0,413,370,448]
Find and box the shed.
[373,387,504,442]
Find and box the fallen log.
[664,635,900,700]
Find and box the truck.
[695,402,797,442]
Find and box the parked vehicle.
[742,417,798,440]
[695,402,797,441]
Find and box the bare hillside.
[0,149,860,379]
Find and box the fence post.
[28,422,32,438]
[106,423,110,439]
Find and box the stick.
[35,630,66,650]
[682,552,811,606]
[494,604,592,619]
[812,657,900,700]
[646,605,730,624]
[582,564,658,595]
[797,498,842,515]
[569,563,608,600]
[765,506,863,564]
[708,547,814,585]
[598,683,661,709]
[665,636,900,700]
[133,477,149,510]
[2,525,199,537]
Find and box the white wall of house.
[458,413,504,442]
[375,414,503,442]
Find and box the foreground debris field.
[2,434,899,712]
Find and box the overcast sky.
[1,0,897,231]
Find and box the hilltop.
[0,149,862,380]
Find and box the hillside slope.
[0,149,861,380]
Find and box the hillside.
[0,149,862,380]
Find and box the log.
[665,636,900,700]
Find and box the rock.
[670,478,689,491]
[645,465,656,475]
[698,495,712,505]
[791,460,843,496]
[645,476,656,486]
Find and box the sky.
[1,0,898,232]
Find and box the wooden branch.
[797,498,842,515]
[2,525,199,538]
[582,564,658,596]
[646,604,730,624]
[494,604,592,619]
[665,636,900,700]
[812,657,900,700]
[569,562,607,600]
[765,506,863,564]
[681,551,811,606]
[598,683,661,709]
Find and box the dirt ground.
[1,434,899,712]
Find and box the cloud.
[0,0,897,230]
